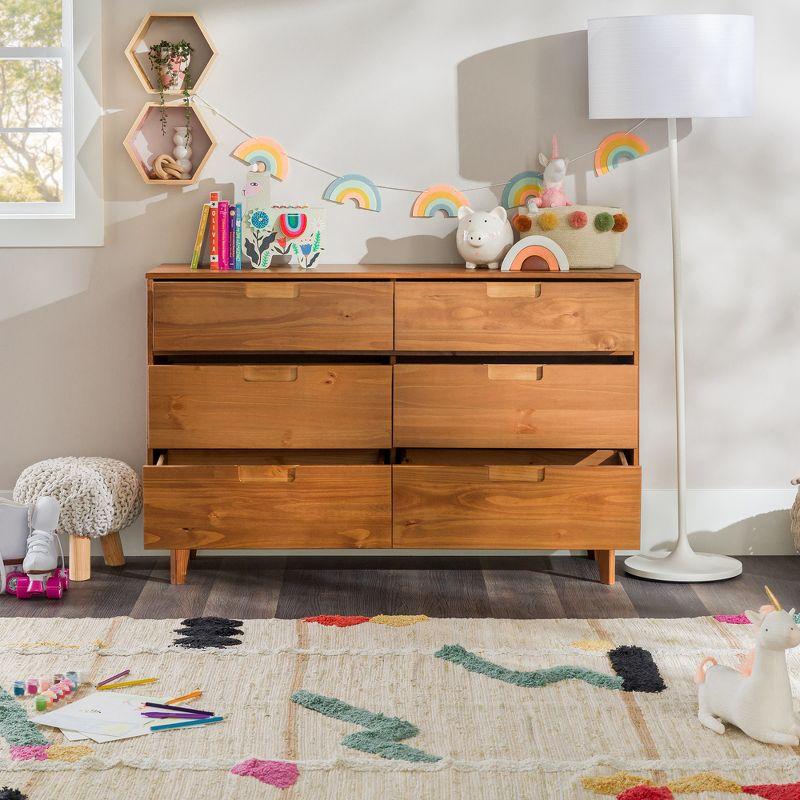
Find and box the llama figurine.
[696,587,800,746]
[530,135,572,208]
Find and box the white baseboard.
[3,488,796,558]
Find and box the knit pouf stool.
[13,457,142,582]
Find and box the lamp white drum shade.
[588,15,754,119]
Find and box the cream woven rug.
[0,615,799,799]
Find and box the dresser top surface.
[147,263,640,281]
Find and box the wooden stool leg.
[100,532,125,567]
[170,549,190,585]
[597,550,616,585]
[69,536,91,582]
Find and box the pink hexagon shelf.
[125,13,217,95]
[123,102,216,186]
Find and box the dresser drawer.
[394,281,635,352]
[393,462,641,549]
[393,363,638,448]
[144,464,391,549]
[149,364,391,449]
[152,281,393,352]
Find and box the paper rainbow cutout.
[232,137,289,181]
[501,170,544,209]
[323,174,382,212]
[411,184,469,218]
[594,131,649,176]
[501,236,569,272]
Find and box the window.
[0,0,74,219]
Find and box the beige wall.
[1,0,798,555]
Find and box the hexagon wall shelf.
[123,102,216,185]
[125,13,217,95]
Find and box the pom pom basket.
[522,205,625,268]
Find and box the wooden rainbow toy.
[500,236,569,272]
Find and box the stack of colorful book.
[190,191,243,270]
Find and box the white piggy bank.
[456,206,513,269]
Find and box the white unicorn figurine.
[530,134,572,209]
[696,586,800,745]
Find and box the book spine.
[234,203,243,270]
[218,201,230,270]
[228,206,236,269]
[190,204,210,270]
[208,192,219,269]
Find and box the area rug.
[0,615,799,799]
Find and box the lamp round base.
[624,551,742,583]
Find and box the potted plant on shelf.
[147,39,193,140]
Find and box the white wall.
[1,0,798,557]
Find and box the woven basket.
[522,205,624,268]
[792,479,800,551]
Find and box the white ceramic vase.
[172,126,192,179]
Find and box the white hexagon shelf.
[123,102,216,186]
[125,13,217,95]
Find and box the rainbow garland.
[231,128,649,216]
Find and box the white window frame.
[0,0,75,219]
[0,0,102,247]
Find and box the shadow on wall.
[360,30,690,263]
[0,178,234,324]
[651,509,792,556]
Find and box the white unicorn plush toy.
[529,134,572,209]
[696,586,800,745]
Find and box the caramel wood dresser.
[145,264,641,585]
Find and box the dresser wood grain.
[146,264,641,585]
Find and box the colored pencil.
[97,677,158,691]
[165,690,202,705]
[95,669,130,688]
[141,711,210,720]
[151,715,224,732]
[142,701,213,715]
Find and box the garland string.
[174,93,648,196]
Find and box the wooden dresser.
[145,264,641,585]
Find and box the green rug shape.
[290,690,441,763]
[435,644,625,691]
[0,689,49,746]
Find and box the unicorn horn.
[765,585,782,611]
[551,134,559,159]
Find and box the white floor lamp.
[587,15,755,581]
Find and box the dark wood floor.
[0,555,797,619]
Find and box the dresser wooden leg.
[597,550,616,585]
[170,549,190,585]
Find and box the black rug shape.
[0,788,28,800]
[173,616,244,650]
[608,645,667,693]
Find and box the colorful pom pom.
[613,213,629,232]
[568,211,588,229]
[594,212,614,232]
[538,211,558,231]
[512,214,533,233]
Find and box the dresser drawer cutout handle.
[237,466,296,483]
[485,283,541,299]
[488,466,545,482]
[487,365,543,381]
[244,284,300,299]
[242,366,298,382]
